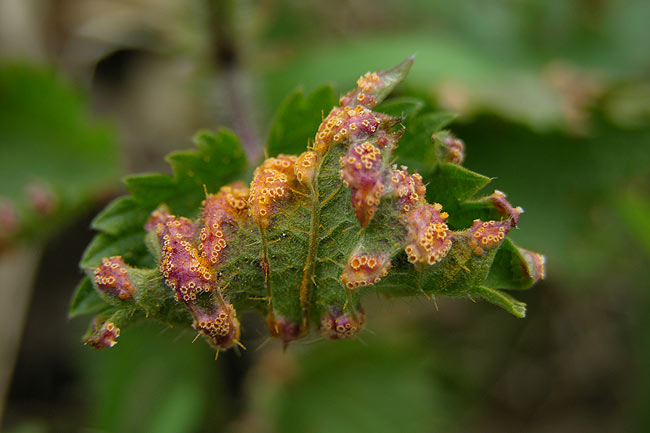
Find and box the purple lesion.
[403,203,453,266]
[440,135,465,165]
[519,247,547,282]
[83,316,120,349]
[340,141,386,227]
[248,155,299,228]
[488,190,524,227]
[462,192,524,256]
[199,182,250,267]
[465,219,512,256]
[93,256,135,300]
[341,251,391,290]
[189,303,241,350]
[150,215,212,302]
[266,314,306,348]
[144,206,242,350]
[390,167,427,213]
[319,307,365,340]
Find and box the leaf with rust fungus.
[71,57,544,353]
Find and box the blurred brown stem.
[0,245,42,426]
[207,0,263,163]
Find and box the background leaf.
[0,63,119,243]
[267,85,337,156]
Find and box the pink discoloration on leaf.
[75,57,544,354]
[249,155,298,228]
[341,251,391,290]
[340,141,385,226]
[319,307,365,340]
[466,219,511,256]
[390,167,427,213]
[155,216,212,302]
[519,247,546,282]
[488,190,524,227]
[294,151,318,187]
[404,203,452,265]
[200,182,249,267]
[314,106,390,155]
[84,317,120,349]
[94,256,134,300]
[189,303,241,350]
[267,314,305,346]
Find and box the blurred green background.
[1,0,649,432]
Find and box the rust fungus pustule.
[294,150,318,187]
[519,248,547,282]
[248,155,298,227]
[390,166,427,213]
[200,182,250,267]
[94,256,134,300]
[146,208,241,350]
[190,303,241,350]
[319,307,365,340]
[145,206,171,232]
[375,128,403,151]
[340,141,385,226]
[404,203,452,265]
[154,216,214,302]
[76,57,546,354]
[488,190,524,227]
[432,133,466,165]
[466,219,511,256]
[266,314,305,347]
[314,106,383,155]
[84,317,120,349]
[442,136,465,165]
[338,72,386,108]
[341,251,391,290]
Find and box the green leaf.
[69,277,110,318]
[125,174,177,206]
[615,188,650,259]
[473,285,527,318]
[375,96,425,119]
[81,232,149,268]
[485,239,543,290]
[82,129,247,285]
[72,58,542,352]
[127,129,248,211]
[394,112,456,175]
[267,85,336,156]
[171,129,247,190]
[426,112,457,133]
[91,197,151,236]
[444,197,505,231]
[0,62,119,243]
[368,55,415,103]
[260,35,567,130]
[427,163,491,209]
[130,267,191,325]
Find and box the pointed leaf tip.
[379,56,415,90]
[474,286,527,318]
[387,55,415,76]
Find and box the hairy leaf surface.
[71,58,544,353]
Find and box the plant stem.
[207,0,262,162]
